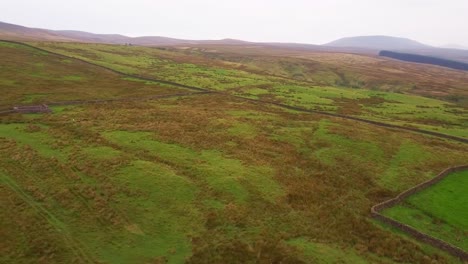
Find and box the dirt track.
[1,40,467,144]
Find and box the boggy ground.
[1,93,467,263]
[31,42,468,138]
[0,41,186,107]
[1,39,468,263]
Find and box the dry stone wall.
[371,165,468,260]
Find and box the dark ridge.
[379,50,468,71]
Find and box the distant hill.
[52,30,132,44]
[0,21,78,42]
[380,50,468,71]
[325,35,468,63]
[0,21,247,46]
[2,21,468,63]
[325,35,430,50]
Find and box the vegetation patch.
[382,170,468,250]
[2,40,468,263]
[81,146,121,159]
[288,237,370,263]
[103,131,283,203]
[0,123,68,160]
[380,141,429,190]
[32,41,468,137]
[89,160,201,263]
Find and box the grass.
[287,237,370,263]
[314,120,385,163]
[0,123,68,160]
[81,146,121,159]
[1,40,467,263]
[31,42,277,91]
[103,130,282,203]
[0,171,94,263]
[32,41,468,138]
[22,93,48,103]
[181,45,468,104]
[382,170,468,250]
[380,141,429,190]
[92,160,200,263]
[1,93,467,263]
[0,41,187,106]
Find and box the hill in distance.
[1,21,468,263]
[2,21,468,64]
[0,21,77,42]
[324,35,468,64]
[324,35,430,50]
[0,21,249,46]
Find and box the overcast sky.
[2,0,468,46]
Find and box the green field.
[1,40,468,263]
[383,170,468,250]
[31,42,468,138]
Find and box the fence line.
[371,165,468,260]
[0,92,212,114]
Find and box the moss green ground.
[1,40,467,263]
[0,41,186,107]
[32,42,468,138]
[2,94,467,263]
[383,170,468,250]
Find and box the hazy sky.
[2,0,468,46]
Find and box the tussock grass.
[1,41,467,263]
[33,41,468,137]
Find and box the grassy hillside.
[2,94,467,263]
[32,42,468,138]
[0,41,186,107]
[171,44,468,103]
[1,41,467,263]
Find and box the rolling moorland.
[29,41,468,137]
[0,35,467,264]
[2,21,468,64]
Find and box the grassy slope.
[1,94,467,263]
[32,42,468,138]
[180,45,468,103]
[1,42,467,263]
[0,41,185,107]
[383,170,468,250]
